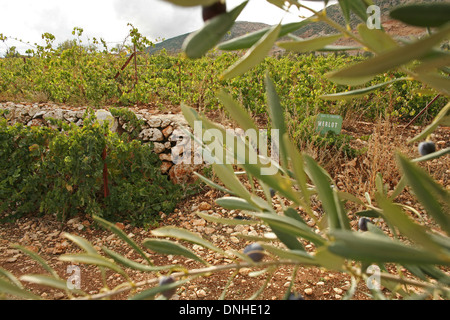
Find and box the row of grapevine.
[1,38,445,122]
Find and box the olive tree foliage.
[1,0,449,300]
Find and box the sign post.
[315,113,343,135]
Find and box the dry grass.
[286,113,449,214]
[336,118,412,199]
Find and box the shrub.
[287,114,361,158]
[0,110,183,226]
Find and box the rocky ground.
[0,191,374,301]
[0,103,449,301]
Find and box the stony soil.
[0,104,449,301]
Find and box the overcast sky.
[0,0,333,55]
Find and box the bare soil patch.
[0,105,449,300]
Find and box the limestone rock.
[27,106,40,118]
[160,161,173,174]
[14,108,31,123]
[95,109,118,132]
[162,125,173,138]
[160,118,172,128]
[198,202,211,211]
[159,153,172,162]
[304,288,313,296]
[33,110,47,119]
[153,142,166,154]
[147,117,162,128]
[43,110,64,121]
[139,128,164,142]
[27,118,45,127]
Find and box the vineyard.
[0,0,449,304]
[1,41,446,120]
[1,34,447,160]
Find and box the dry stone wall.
[0,102,202,184]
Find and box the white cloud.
[113,0,203,41]
[0,0,334,55]
[0,0,131,54]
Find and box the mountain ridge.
[147,21,270,55]
[147,0,442,55]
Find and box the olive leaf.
[390,3,450,28]
[396,153,450,235]
[319,77,409,101]
[143,239,207,264]
[327,24,450,85]
[218,20,311,51]
[408,102,450,143]
[277,34,343,53]
[328,230,450,265]
[151,226,228,256]
[0,278,41,300]
[183,1,248,59]
[129,277,191,300]
[93,215,153,265]
[220,23,281,80]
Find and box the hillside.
[147,0,444,55]
[293,0,443,44]
[292,0,444,37]
[147,21,270,55]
